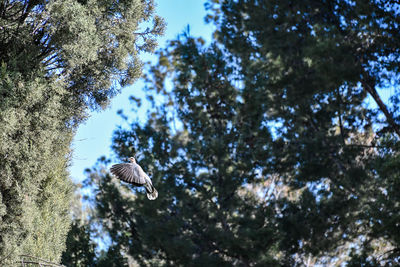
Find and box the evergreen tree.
[0,0,164,265]
[61,186,96,267]
[0,69,75,264]
[84,36,279,266]
[206,0,400,264]
[77,0,400,265]
[61,220,97,267]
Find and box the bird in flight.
[110,157,158,200]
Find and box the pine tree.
[76,0,399,265]
[206,0,400,264]
[61,220,97,267]
[0,69,75,264]
[83,36,280,266]
[0,0,164,265]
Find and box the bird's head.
[129,157,136,163]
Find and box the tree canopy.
[68,0,400,265]
[0,0,164,265]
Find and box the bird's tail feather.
[145,183,158,200]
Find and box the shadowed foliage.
[68,0,399,265]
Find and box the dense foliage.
[82,37,279,266]
[61,220,96,267]
[0,0,164,265]
[207,0,400,264]
[72,0,400,266]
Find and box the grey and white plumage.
[110,157,158,200]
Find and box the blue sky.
[68,0,396,184]
[69,0,214,183]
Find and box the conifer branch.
[362,79,400,139]
[18,254,65,266]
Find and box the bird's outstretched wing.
[110,163,146,186]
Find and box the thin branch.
[16,261,63,267]
[336,86,346,144]
[305,113,357,195]
[286,140,389,149]
[45,66,62,72]
[19,255,65,267]
[362,79,400,138]
[41,53,58,66]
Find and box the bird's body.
[110,157,158,200]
